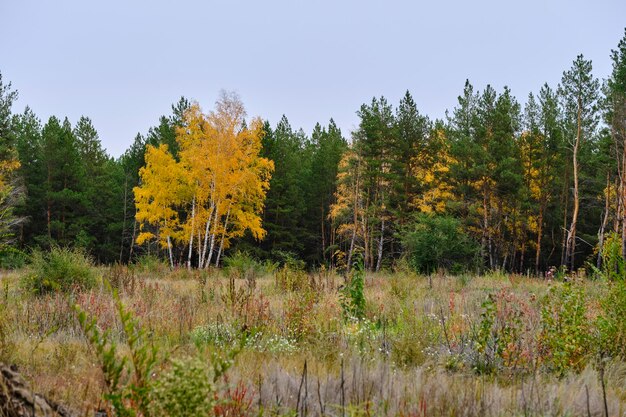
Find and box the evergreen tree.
[605,29,626,261]
[558,55,600,270]
[74,116,124,261]
[13,107,44,247]
[353,97,395,271]
[40,117,87,246]
[259,116,312,260]
[307,120,347,264]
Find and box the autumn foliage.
[134,92,273,268]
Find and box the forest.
[0,26,626,417]
[1,31,626,276]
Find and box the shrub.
[22,247,98,295]
[271,250,305,271]
[132,254,168,275]
[284,289,318,341]
[340,257,366,321]
[594,232,626,281]
[471,290,537,374]
[150,356,215,417]
[400,214,478,274]
[224,251,264,283]
[597,280,626,359]
[539,282,591,376]
[0,247,27,269]
[275,265,309,292]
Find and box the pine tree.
[308,120,347,264]
[559,55,600,270]
[40,117,87,246]
[605,29,626,262]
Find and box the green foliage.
[22,247,98,295]
[0,247,27,269]
[75,301,128,413]
[150,356,215,417]
[340,257,366,320]
[400,214,478,274]
[224,251,265,282]
[132,254,168,275]
[540,282,590,376]
[595,232,625,281]
[597,280,626,359]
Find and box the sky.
[1,0,625,157]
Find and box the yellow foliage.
[134,93,273,266]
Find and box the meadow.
[1,249,626,416]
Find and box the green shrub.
[539,282,590,376]
[594,232,626,281]
[132,254,168,275]
[150,356,215,417]
[471,290,536,375]
[271,250,305,270]
[597,280,626,359]
[0,247,27,269]
[224,251,264,282]
[340,256,366,321]
[400,214,478,274]
[23,247,98,295]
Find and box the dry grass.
[0,267,624,416]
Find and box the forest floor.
[1,264,625,416]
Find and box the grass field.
[1,260,625,416]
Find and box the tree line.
[0,29,625,274]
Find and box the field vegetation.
[1,249,626,416]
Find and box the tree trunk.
[565,102,582,271]
[621,136,626,262]
[119,175,128,263]
[597,173,611,269]
[166,235,174,268]
[535,203,545,275]
[199,203,215,269]
[375,218,385,272]
[481,181,490,270]
[215,207,231,267]
[0,363,79,417]
[187,196,196,269]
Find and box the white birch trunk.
[215,208,231,267]
[187,196,196,270]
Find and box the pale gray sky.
[1,0,625,156]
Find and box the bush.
[339,256,366,321]
[22,247,98,295]
[539,282,590,376]
[597,280,626,359]
[224,251,264,282]
[471,290,537,375]
[150,356,215,417]
[275,265,309,292]
[594,232,625,281]
[132,254,168,275]
[0,247,27,269]
[400,214,478,274]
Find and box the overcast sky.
[1,0,625,157]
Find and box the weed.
[339,257,366,321]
